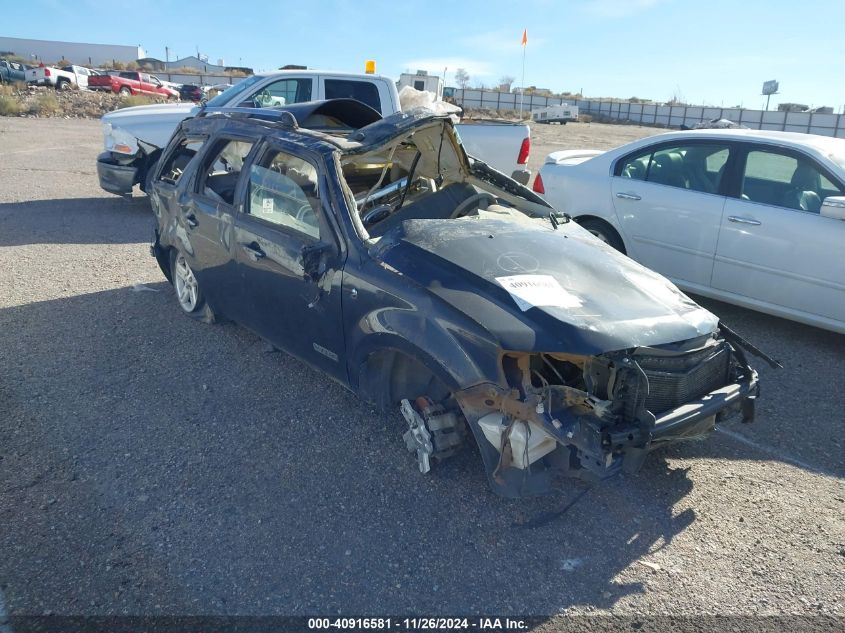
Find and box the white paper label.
[262,198,274,214]
[495,274,582,311]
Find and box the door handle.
[727,216,761,226]
[616,192,641,201]
[185,213,199,228]
[240,242,266,261]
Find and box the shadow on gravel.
[0,197,151,247]
[684,294,845,478]
[0,284,839,617]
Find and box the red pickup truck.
[88,71,178,98]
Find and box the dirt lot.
[0,117,843,628]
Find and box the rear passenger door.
[610,141,733,287]
[229,142,347,380]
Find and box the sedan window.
[741,150,843,213]
[618,144,729,194]
[247,151,321,239]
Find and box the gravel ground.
[0,117,843,627]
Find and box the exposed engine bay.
[404,329,759,497]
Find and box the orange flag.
[521,29,528,46]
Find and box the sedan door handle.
[727,216,761,226]
[240,242,266,261]
[185,213,199,228]
[616,192,641,201]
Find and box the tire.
[170,250,214,322]
[575,218,626,253]
[142,157,159,196]
[119,86,131,96]
[56,79,70,91]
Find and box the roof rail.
[196,107,299,128]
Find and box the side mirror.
[820,196,845,220]
[300,241,332,282]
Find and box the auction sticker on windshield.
[495,274,582,311]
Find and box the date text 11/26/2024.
[307,617,528,630]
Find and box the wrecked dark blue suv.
[150,100,761,497]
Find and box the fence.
[448,87,845,138]
[447,87,573,112]
[576,101,845,138]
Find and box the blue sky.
[4,0,842,109]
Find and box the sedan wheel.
[173,253,200,313]
[575,218,626,253]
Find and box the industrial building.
[0,36,144,66]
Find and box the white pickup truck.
[26,64,95,90]
[96,70,532,196]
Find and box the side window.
[617,149,651,181]
[247,150,321,240]
[249,78,312,107]
[324,79,381,112]
[741,150,841,213]
[197,139,255,205]
[618,144,729,194]
[158,137,206,185]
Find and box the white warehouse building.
[0,36,145,66]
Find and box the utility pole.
[165,46,170,64]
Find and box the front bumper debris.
[453,335,761,498]
[96,151,138,196]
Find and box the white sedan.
[533,129,845,334]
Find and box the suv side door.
[712,143,845,325]
[229,140,347,380]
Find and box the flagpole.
[520,29,527,119]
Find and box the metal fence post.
[807,111,813,134]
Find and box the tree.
[498,75,515,92]
[454,68,470,89]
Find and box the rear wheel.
[119,86,131,96]
[56,79,70,91]
[575,218,626,253]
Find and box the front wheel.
[170,251,214,322]
[575,218,626,253]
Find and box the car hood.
[372,216,718,355]
[102,102,199,149]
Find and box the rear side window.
[247,150,321,239]
[617,143,730,194]
[158,138,205,185]
[324,79,381,112]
